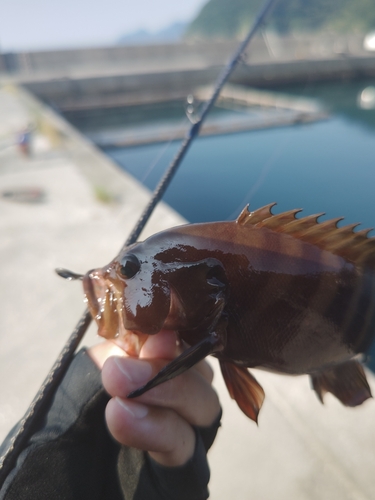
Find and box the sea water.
[99,79,375,232]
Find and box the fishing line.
[123,0,278,248]
[139,114,191,185]
[226,69,328,222]
[226,132,294,220]
[112,114,191,227]
[112,99,196,191]
[0,0,278,484]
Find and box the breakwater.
[1,35,375,111]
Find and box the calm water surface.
[100,80,375,232]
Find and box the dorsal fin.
[256,208,303,229]
[237,204,375,267]
[237,203,277,226]
[275,213,325,235]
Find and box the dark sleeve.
[117,411,222,500]
[0,350,221,500]
[0,349,123,500]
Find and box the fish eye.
[120,254,141,279]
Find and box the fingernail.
[114,356,152,384]
[116,397,148,419]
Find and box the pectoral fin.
[127,333,220,399]
[220,360,265,423]
[311,360,372,407]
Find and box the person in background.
[0,329,222,499]
[17,125,32,157]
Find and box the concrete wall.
[21,55,375,112]
[22,67,223,110]
[2,35,374,112]
[233,54,375,87]
[0,35,369,78]
[0,40,241,77]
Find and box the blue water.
[104,80,375,234]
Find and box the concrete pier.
[0,82,185,445]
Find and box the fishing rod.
[0,0,278,484]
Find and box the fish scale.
[82,204,374,423]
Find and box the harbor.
[1,35,375,499]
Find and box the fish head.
[83,235,228,353]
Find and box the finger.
[87,341,127,369]
[140,330,214,384]
[139,367,220,427]
[139,329,179,360]
[105,397,195,467]
[102,356,220,427]
[193,358,214,384]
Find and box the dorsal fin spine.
[237,203,276,226]
[257,209,301,229]
[275,214,323,236]
[238,204,375,267]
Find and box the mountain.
[186,0,375,39]
[118,22,187,45]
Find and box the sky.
[0,0,206,52]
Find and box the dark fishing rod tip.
[127,387,145,399]
[55,268,84,281]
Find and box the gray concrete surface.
[0,82,186,440]
[1,83,375,500]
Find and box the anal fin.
[311,360,372,407]
[220,360,265,423]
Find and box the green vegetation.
[186,0,375,38]
[94,186,115,204]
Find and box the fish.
[82,204,375,422]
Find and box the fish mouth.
[83,270,101,320]
[83,269,149,356]
[83,269,121,340]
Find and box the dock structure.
[201,83,323,113]
[1,36,375,499]
[87,84,327,148]
[1,34,375,113]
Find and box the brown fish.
[82,204,375,422]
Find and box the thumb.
[139,329,179,360]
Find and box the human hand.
[89,330,221,467]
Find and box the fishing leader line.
[226,132,295,221]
